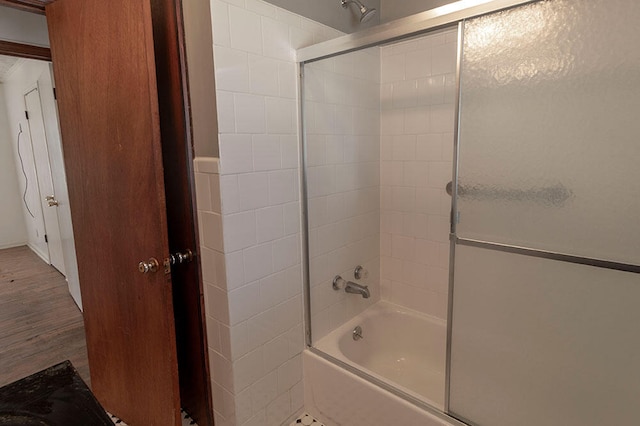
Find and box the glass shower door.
[448,1,640,425]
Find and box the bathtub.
[303,301,453,426]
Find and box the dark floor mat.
[0,360,112,425]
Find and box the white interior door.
[24,88,65,275]
[38,67,82,309]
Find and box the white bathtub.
[314,301,447,408]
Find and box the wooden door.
[45,0,181,424]
[24,87,66,276]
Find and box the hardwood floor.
[0,245,90,386]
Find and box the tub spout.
[333,275,370,298]
[345,281,370,298]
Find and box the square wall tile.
[235,93,267,134]
[252,134,282,171]
[220,175,241,214]
[238,172,270,211]
[246,0,276,18]
[233,347,264,391]
[214,46,249,92]
[229,281,262,325]
[250,371,278,412]
[405,49,431,80]
[229,5,262,54]
[223,211,257,252]
[257,206,285,243]
[201,211,224,251]
[216,91,236,134]
[206,283,231,326]
[243,243,274,283]
[195,172,212,212]
[266,97,296,134]
[277,355,301,393]
[269,169,297,205]
[249,54,280,96]
[219,134,253,175]
[262,17,292,60]
[211,0,231,47]
[225,250,245,291]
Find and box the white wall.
[0,5,49,47]
[198,1,345,425]
[261,0,380,33]
[183,0,219,157]
[0,84,28,249]
[379,0,455,24]
[379,29,457,319]
[3,59,51,261]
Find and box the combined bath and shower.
[341,0,377,23]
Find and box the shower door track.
[297,0,537,63]
[455,237,640,275]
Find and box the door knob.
[45,195,59,206]
[169,249,194,265]
[138,258,159,273]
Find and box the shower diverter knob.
[354,265,368,280]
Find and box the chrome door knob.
[169,249,194,265]
[138,258,159,273]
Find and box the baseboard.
[27,243,50,264]
[0,241,28,250]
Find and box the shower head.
[341,0,377,24]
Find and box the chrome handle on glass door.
[445,181,573,206]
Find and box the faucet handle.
[333,275,346,290]
[354,265,368,280]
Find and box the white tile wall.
[200,12,457,426]
[199,1,344,425]
[379,29,457,319]
[304,47,382,342]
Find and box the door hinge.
[53,87,57,100]
[25,110,29,120]
[44,234,48,243]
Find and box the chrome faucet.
[333,275,370,299]
[345,281,371,298]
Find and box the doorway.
[0,51,88,387]
[0,1,213,424]
[0,54,81,308]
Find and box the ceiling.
[0,0,51,14]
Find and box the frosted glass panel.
[449,245,640,426]
[457,0,640,265]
